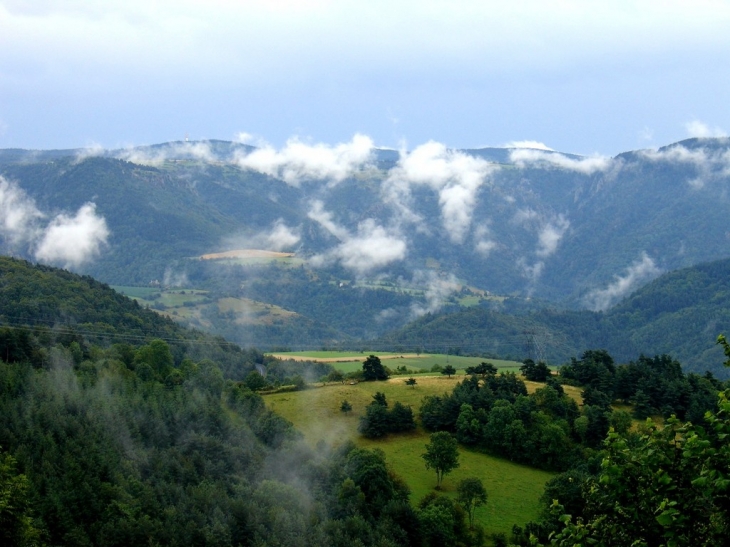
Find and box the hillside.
[376,257,730,376]
[0,256,259,378]
[2,137,730,354]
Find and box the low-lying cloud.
[224,220,301,253]
[410,270,460,318]
[536,216,570,258]
[307,201,406,274]
[235,134,374,186]
[34,203,110,269]
[384,141,495,243]
[685,120,728,139]
[0,176,43,245]
[0,176,109,268]
[116,141,217,166]
[584,252,661,311]
[509,148,613,174]
[504,140,554,151]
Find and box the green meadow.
[268,351,524,374]
[263,375,555,537]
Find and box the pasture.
[263,375,556,537]
[269,351,524,374]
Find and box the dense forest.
[3,257,730,546]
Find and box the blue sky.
[2,0,730,155]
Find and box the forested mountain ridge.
[2,137,730,301]
[376,256,730,376]
[0,256,263,378]
[2,137,730,365]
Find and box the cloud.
[34,203,110,268]
[384,141,495,243]
[307,201,406,274]
[235,134,374,186]
[265,220,301,250]
[307,200,349,240]
[504,140,554,151]
[116,141,216,165]
[514,212,570,284]
[584,252,661,311]
[222,219,301,254]
[74,143,105,163]
[0,176,44,245]
[474,225,497,256]
[685,120,728,139]
[536,216,569,258]
[509,149,613,174]
[410,270,460,318]
[640,145,709,165]
[639,143,730,188]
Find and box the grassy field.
[268,351,524,374]
[263,375,555,537]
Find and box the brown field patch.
[200,249,295,260]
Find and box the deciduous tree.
[422,431,460,489]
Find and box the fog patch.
[224,220,301,253]
[509,149,613,174]
[234,134,374,186]
[35,203,110,268]
[0,176,44,246]
[584,252,661,311]
[504,140,554,151]
[116,141,217,165]
[685,120,728,139]
[410,270,460,318]
[383,141,495,243]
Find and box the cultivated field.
[263,374,557,537]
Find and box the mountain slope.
[376,257,730,376]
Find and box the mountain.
[1,136,730,350]
[375,257,730,376]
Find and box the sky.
[2,0,730,155]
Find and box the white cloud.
[509,149,613,174]
[335,220,407,272]
[641,145,709,165]
[584,252,661,311]
[474,225,497,256]
[0,176,44,245]
[74,143,105,163]
[266,220,301,250]
[223,219,301,253]
[235,134,374,186]
[307,202,406,274]
[116,141,216,165]
[384,141,495,243]
[307,200,349,240]
[410,270,460,318]
[536,216,569,258]
[504,140,554,151]
[685,120,728,139]
[35,203,110,268]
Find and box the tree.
[0,449,43,547]
[521,359,552,382]
[442,364,457,378]
[372,392,388,407]
[327,369,345,384]
[422,432,460,489]
[405,377,417,388]
[456,477,487,529]
[340,400,352,415]
[362,355,388,381]
[244,370,268,391]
